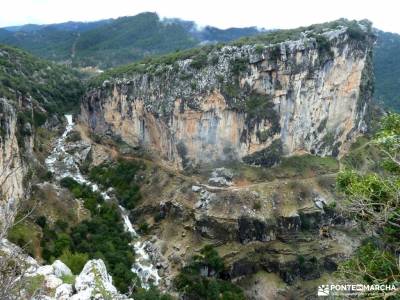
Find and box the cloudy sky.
[1,0,399,33]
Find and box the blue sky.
[1,0,399,33]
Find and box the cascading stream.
[45,115,160,289]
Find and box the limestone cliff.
[0,44,84,227]
[81,20,375,169]
[0,98,25,201]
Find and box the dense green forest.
[0,44,84,113]
[0,12,260,69]
[374,31,400,111]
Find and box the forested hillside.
[0,44,84,113]
[374,30,400,111]
[0,12,261,69]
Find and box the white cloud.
[1,0,399,33]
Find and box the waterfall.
[45,115,160,288]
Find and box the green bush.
[253,201,262,210]
[60,177,104,212]
[35,216,47,228]
[254,44,264,54]
[66,131,82,143]
[61,274,76,284]
[53,233,72,257]
[59,250,88,274]
[69,202,135,292]
[24,275,45,298]
[243,139,282,167]
[244,93,280,135]
[336,113,400,297]
[8,222,36,257]
[138,222,150,235]
[346,22,367,41]
[175,245,245,300]
[89,159,144,209]
[190,51,208,69]
[339,241,398,285]
[231,58,248,75]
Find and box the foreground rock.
[71,259,132,300]
[0,239,131,300]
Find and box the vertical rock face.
[0,98,27,237]
[81,21,375,169]
[0,98,25,201]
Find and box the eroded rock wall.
[0,98,25,201]
[81,24,374,169]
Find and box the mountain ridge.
[0,12,262,68]
[2,13,399,111]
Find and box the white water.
[45,115,160,288]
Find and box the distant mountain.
[374,30,400,111]
[3,24,44,32]
[4,19,111,33]
[196,26,262,42]
[162,18,263,43]
[0,12,263,69]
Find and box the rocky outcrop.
[1,239,131,300]
[238,216,277,243]
[81,21,375,169]
[0,99,25,201]
[0,98,28,236]
[195,210,329,244]
[71,259,132,300]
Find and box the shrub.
[190,52,208,69]
[253,201,262,210]
[338,241,398,285]
[231,58,248,75]
[61,274,76,284]
[54,233,72,257]
[254,44,264,54]
[8,222,36,257]
[33,111,47,127]
[243,139,282,167]
[346,22,367,41]
[279,154,339,175]
[175,245,245,300]
[244,93,279,134]
[24,275,45,298]
[59,250,88,274]
[138,222,150,235]
[60,177,104,212]
[66,130,81,143]
[35,216,47,228]
[89,160,143,209]
[55,220,69,232]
